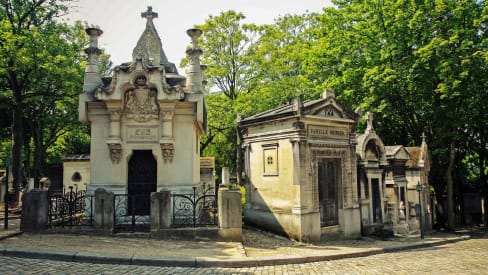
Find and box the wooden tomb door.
[128,150,157,215]
[318,159,339,227]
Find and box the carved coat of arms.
[124,76,160,122]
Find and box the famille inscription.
[308,125,347,139]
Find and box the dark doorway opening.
[372,178,382,223]
[128,150,157,215]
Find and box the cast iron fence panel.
[48,189,94,227]
[114,194,151,232]
[171,183,218,228]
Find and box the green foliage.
[195,1,488,226]
[227,183,246,208]
[0,1,102,195]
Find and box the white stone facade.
[78,7,206,198]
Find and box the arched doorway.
[128,150,157,215]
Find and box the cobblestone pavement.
[0,237,487,274]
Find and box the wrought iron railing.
[114,194,151,232]
[171,183,218,228]
[48,188,94,227]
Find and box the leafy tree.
[0,1,103,200]
[186,11,261,183]
[307,0,488,228]
[246,13,323,111]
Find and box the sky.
[64,0,333,73]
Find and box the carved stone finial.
[366,112,374,132]
[185,28,204,93]
[187,28,203,49]
[85,28,103,48]
[291,97,303,115]
[141,6,158,22]
[322,88,335,99]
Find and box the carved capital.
[109,110,122,121]
[107,143,122,163]
[161,110,174,120]
[160,143,174,163]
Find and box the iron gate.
[114,194,151,232]
[48,188,94,227]
[171,183,218,228]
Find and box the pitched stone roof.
[240,94,357,125]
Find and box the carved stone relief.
[124,75,160,122]
[160,143,174,163]
[108,143,122,163]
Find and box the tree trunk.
[480,134,487,226]
[33,120,42,189]
[11,98,23,206]
[446,142,456,231]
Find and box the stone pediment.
[308,102,344,118]
[386,145,410,161]
[240,91,358,125]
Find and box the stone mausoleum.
[78,7,206,214]
[239,91,362,242]
[239,92,431,242]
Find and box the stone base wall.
[244,206,361,242]
[19,188,242,241]
[244,208,322,242]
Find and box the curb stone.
[0,235,470,267]
[0,231,23,241]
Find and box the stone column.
[20,189,48,232]
[94,188,114,232]
[150,190,172,231]
[108,110,121,139]
[218,186,242,241]
[159,103,175,163]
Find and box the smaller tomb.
[356,113,432,236]
[62,154,90,193]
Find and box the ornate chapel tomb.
[78,7,206,214]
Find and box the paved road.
[0,237,487,274]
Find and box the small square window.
[263,144,278,176]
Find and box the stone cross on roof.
[141,6,158,22]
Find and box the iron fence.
[48,189,94,227]
[171,183,218,228]
[114,194,151,232]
